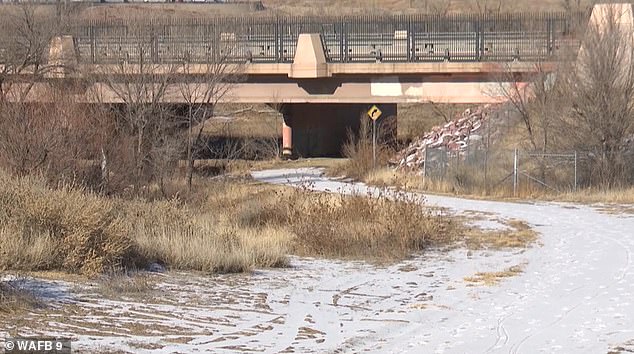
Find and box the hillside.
[0,0,594,21]
[261,0,592,15]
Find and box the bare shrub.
[335,117,395,180]
[286,189,457,261]
[236,185,459,262]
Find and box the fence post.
[406,17,411,62]
[474,17,482,61]
[275,16,280,62]
[513,148,519,197]
[423,146,428,181]
[409,17,415,62]
[574,150,578,192]
[89,23,95,64]
[372,119,377,170]
[547,17,554,56]
[339,18,345,62]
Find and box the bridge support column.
[282,115,293,159]
[47,35,77,78]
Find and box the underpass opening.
[281,103,397,158]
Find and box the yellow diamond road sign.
[368,105,382,121]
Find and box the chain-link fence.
[421,144,582,196]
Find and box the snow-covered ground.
[2,167,633,353]
[252,168,634,353]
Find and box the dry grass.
[553,187,634,205]
[7,0,584,21]
[70,3,262,21]
[329,122,396,181]
[133,219,293,273]
[464,262,526,286]
[97,274,155,298]
[609,339,634,354]
[464,220,538,250]
[0,277,41,314]
[130,177,460,267]
[365,167,634,206]
[0,172,135,276]
[117,183,294,273]
[261,0,585,15]
[0,170,291,276]
[363,167,511,197]
[186,178,460,263]
[0,167,465,275]
[277,188,458,261]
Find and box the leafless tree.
[556,5,634,187]
[412,0,451,15]
[94,22,180,191]
[469,0,506,15]
[0,4,83,181]
[495,62,559,154]
[0,4,59,102]
[560,0,593,13]
[177,33,243,191]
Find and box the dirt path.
[252,168,634,353]
[2,167,633,353]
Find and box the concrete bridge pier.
[282,114,293,158]
[280,103,397,158]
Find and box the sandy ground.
[1,167,633,353]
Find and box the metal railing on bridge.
[4,12,588,65]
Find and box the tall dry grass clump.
[124,198,292,273]
[132,180,295,273]
[0,171,291,275]
[333,119,396,181]
[246,186,458,262]
[0,171,135,275]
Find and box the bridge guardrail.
[1,12,588,65]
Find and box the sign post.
[367,105,382,170]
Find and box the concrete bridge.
[1,10,588,156]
